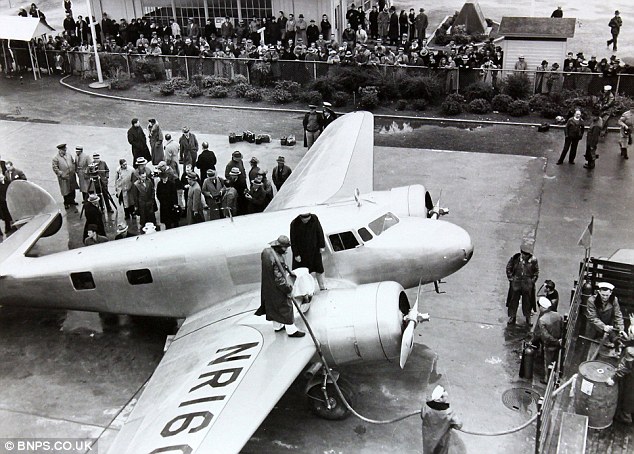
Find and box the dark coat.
[256,247,293,324]
[196,150,217,179]
[323,108,338,128]
[83,202,106,239]
[156,178,178,225]
[131,178,156,226]
[290,214,325,273]
[127,125,151,163]
[272,164,292,191]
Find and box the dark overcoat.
[83,202,106,239]
[127,125,151,163]
[255,247,293,324]
[290,214,325,273]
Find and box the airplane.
[0,111,473,454]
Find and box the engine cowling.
[307,281,409,366]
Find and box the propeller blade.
[400,320,416,369]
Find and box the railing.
[561,258,589,377]
[4,48,634,97]
[535,350,562,454]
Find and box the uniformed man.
[607,317,634,425]
[506,240,539,326]
[586,282,625,343]
[531,297,564,383]
[303,104,324,148]
[543,280,559,312]
[255,235,305,337]
[322,101,337,128]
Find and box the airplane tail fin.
[0,181,62,266]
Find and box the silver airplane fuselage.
[0,186,473,318]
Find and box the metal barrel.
[574,360,618,429]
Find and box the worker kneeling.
[531,297,564,384]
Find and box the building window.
[140,0,272,28]
[71,272,95,290]
[127,269,154,285]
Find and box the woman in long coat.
[148,119,164,165]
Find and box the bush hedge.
[468,98,491,114]
[187,84,203,98]
[108,68,132,90]
[501,73,531,100]
[232,74,248,85]
[463,81,495,102]
[298,90,323,105]
[395,99,409,111]
[245,88,264,102]
[233,82,250,98]
[208,85,229,98]
[410,98,428,111]
[507,100,530,117]
[330,91,351,107]
[270,88,295,104]
[441,93,465,116]
[491,94,513,112]
[274,80,301,95]
[159,81,175,96]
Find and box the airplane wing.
[106,294,316,454]
[265,111,374,212]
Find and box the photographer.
[618,106,634,160]
[90,154,114,213]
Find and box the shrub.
[108,68,132,90]
[191,73,204,87]
[232,74,248,85]
[270,88,295,104]
[100,53,127,75]
[208,85,229,98]
[159,81,175,96]
[328,66,374,92]
[468,98,491,114]
[330,91,351,107]
[395,99,409,111]
[233,82,251,98]
[491,94,513,112]
[507,100,530,117]
[540,103,563,119]
[203,75,232,87]
[169,76,189,89]
[187,84,203,98]
[359,91,379,110]
[250,61,273,86]
[463,81,495,102]
[501,73,531,100]
[441,93,465,116]
[309,77,339,99]
[410,98,428,111]
[131,56,164,82]
[403,74,444,103]
[528,94,552,112]
[298,90,323,105]
[245,88,264,102]
[274,80,301,95]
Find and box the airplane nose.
[430,221,473,279]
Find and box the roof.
[453,2,488,35]
[499,17,576,39]
[0,16,55,41]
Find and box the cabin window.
[126,269,153,285]
[71,272,95,290]
[369,212,399,236]
[358,227,373,242]
[329,231,359,252]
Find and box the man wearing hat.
[91,153,114,213]
[586,282,625,343]
[83,224,109,246]
[306,19,320,45]
[75,146,92,201]
[606,315,634,425]
[415,8,428,39]
[179,126,199,169]
[127,118,151,166]
[272,156,292,191]
[248,156,261,183]
[607,11,622,52]
[164,133,180,178]
[531,297,564,383]
[114,222,131,240]
[186,171,203,224]
[245,172,267,214]
[303,104,325,149]
[290,213,327,291]
[506,240,539,326]
[148,119,164,166]
[52,144,79,209]
[83,193,106,240]
[131,157,153,184]
[224,152,248,214]
[514,55,528,72]
[195,141,217,180]
[131,170,156,228]
[201,169,225,220]
[598,85,615,138]
[156,169,179,229]
[421,385,465,453]
[322,102,337,128]
[255,235,305,337]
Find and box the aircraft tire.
[307,377,354,420]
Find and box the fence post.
[455,69,459,94]
[616,74,621,95]
[185,57,189,81]
[535,397,543,454]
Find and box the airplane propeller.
[399,278,430,369]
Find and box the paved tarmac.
[0,80,633,453]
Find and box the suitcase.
[281,136,287,146]
[229,133,236,144]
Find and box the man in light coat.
[179,126,199,169]
[164,133,180,177]
[75,146,92,201]
[52,144,79,209]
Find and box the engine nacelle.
[388,185,430,218]
[307,281,409,366]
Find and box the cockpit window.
[358,227,373,242]
[329,231,360,252]
[368,212,399,236]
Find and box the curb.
[59,76,621,131]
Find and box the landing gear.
[305,368,354,420]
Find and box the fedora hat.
[135,157,148,165]
[87,193,100,204]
